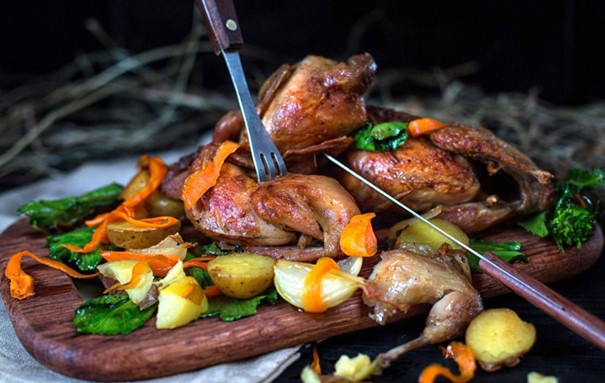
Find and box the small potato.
[144,191,185,218]
[395,218,469,251]
[207,252,276,299]
[107,219,180,249]
[465,308,536,371]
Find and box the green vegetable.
[73,294,156,335]
[353,121,409,152]
[517,211,549,238]
[518,168,604,250]
[46,227,104,273]
[193,242,232,256]
[17,183,123,233]
[185,252,214,288]
[200,289,279,321]
[467,240,527,273]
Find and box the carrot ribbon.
[64,155,170,254]
[104,260,150,293]
[340,213,378,257]
[100,251,181,277]
[5,250,99,300]
[408,118,447,137]
[418,342,477,383]
[302,257,340,313]
[181,141,240,210]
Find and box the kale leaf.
[518,168,604,250]
[200,289,279,322]
[353,121,409,152]
[46,227,103,273]
[17,183,123,233]
[467,240,527,273]
[73,294,157,335]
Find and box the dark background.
[1,0,605,105]
[1,2,604,382]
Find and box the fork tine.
[273,152,288,177]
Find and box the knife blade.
[325,153,605,350]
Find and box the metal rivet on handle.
[226,19,238,31]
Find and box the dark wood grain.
[0,220,602,382]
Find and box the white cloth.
[0,148,300,383]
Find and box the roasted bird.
[163,143,361,262]
[157,52,558,363]
[212,53,376,173]
[339,106,556,233]
[208,52,555,234]
[363,245,483,368]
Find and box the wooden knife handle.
[479,251,605,350]
[195,0,243,54]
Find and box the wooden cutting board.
[0,219,602,382]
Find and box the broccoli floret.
[518,168,604,250]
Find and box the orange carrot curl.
[65,155,171,254]
[408,118,447,137]
[103,260,151,294]
[181,141,240,210]
[201,285,222,297]
[100,251,180,277]
[340,213,378,257]
[302,257,340,313]
[5,250,99,300]
[311,346,322,374]
[182,256,217,271]
[418,342,477,383]
[122,155,167,208]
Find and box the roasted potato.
[97,260,154,304]
[465,308,536,371]
[121,168,150,201]
[107,219,181,249]
[144,191,185,218]
[207,252,276,299]
[394,218,469,251]
[156,275,208,329]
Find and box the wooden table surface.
[276,246,605,382]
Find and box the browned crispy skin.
[251,173,361,259]
[340,106,555,233]
[259,54,375,151]
[341,138,480,213]
[428,124,555,213]
[212,54,376,156]
[182,145,361,261]
[188,162,296,246]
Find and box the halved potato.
[156,276,207,329]
[207,252,276,299]
[394,218,469,251]
[107,219,181,249]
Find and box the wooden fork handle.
[480,251,605,350]
[195,0,243,54]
